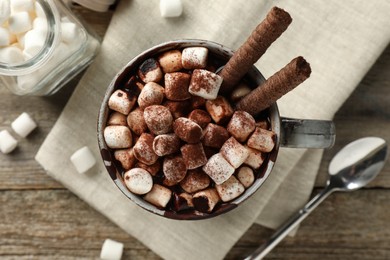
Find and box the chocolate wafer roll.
[236,56,311,116]
[219,7,292,94]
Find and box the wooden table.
[1,6,389,260]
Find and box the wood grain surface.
[0,5,389,260]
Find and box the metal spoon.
[245,137,388,260]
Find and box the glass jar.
[0,0,100,96]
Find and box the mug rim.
[97,39,281,220]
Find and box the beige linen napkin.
[36,0,390,259]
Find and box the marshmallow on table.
[100,238,124,260]
[159,0,183,18]
[0,0,10,24]
[8,11,31,34]
[11,112,37,137]
[0,129,18,154]
[215,175,245,202]
[202,153,235,185]
[70,146,96,174]
[0,45,23,64]
[188,69,223,100]
[220,137,249,169]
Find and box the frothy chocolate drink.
[103,46,276,215]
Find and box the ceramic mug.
[97,39,335,220]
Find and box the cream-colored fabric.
[35,1,390,259]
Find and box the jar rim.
[0,0,61,75]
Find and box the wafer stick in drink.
[219,6,292,94]
[236,56,311,116]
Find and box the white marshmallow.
[8,11,32,34]
[244,146,264,170]
[10,0,34,13]
[220,137,249,169]
[0,27,11,46]
[0,0,10,24]
[144,184,172,208]
[11,112,37,137]
[70,146,96,174]
[189,69,223,100]
[100,239,124,260]
[0,45,23,64]
[103,125,132,149]
[237,166,255,188]
[182,47,208,69]
[108,89,136,115]
[160,0,183,18]
[22,28,46,59]
[202,153,235,185]
[124,168,153,195]
[0,129,18,154]
[215,175,245,202]
[32,17,47,32]
[60,22,79,44]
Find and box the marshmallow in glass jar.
[0,0,100,96]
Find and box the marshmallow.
[8,11,31,34]
[158,50,183,73]
[188,109,211,128]
[190,95,206,109]
[100,239,124,260]
[137,58,163,83]
[0,45,23,64]
[114,148,136,170]
[220,137,249,169]
[34,1,45,18]
[180,143,207,170]
[192,188,220,213]
[11,112,37,137]
[247,127,276,153]
[244,146,265,170]
[230,83,251,102]
[164,72,191,101]
[60,22,79,44]
[163,155,187,186]
[32,17,47,32]
[173,192,193,211]
[182,47,208,69]
[23,28,46,59]
[103,126,132,149]
[237,166,255,188]
[144,184,172,208]
[107,112,127,126]
[255,119,269,129]
[205,96,234,124]
[0,27,11,46]
[126,108,147,135]
[0,0,10,24]
[173,117,203,144]
[124,168,153,195]
[227,111,256,142]
[202,123,229,149]
[159,0,183,18]
[163,100,191,119]
[133,133,158,165]
[135,160,161,176]
[188,69,223,100]
[143,105,173,135]
[124,75,144,93]
[10,0,34,13]
[70,146,96,174]
[215,175,245,202]
[108,89,136,115]
[180,168,210,193]
[0,129,17,154]
[202,153,234,185]
[152,133,180,156]
[137,82,165,109]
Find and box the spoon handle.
[245,185,334,260]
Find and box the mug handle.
[280,117,336,149]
